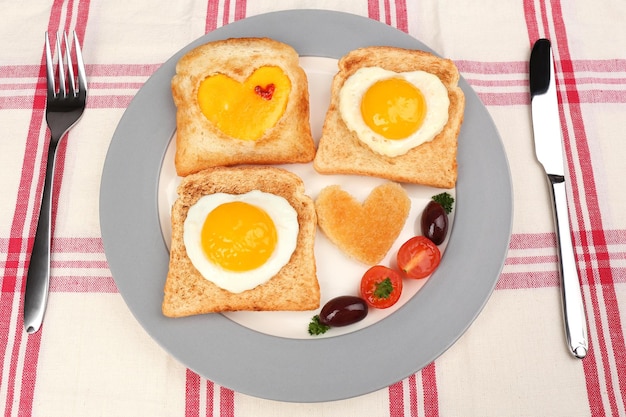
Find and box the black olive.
[319,296,368,327]
[420,201,448,245]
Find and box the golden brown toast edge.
[162,166,319,317]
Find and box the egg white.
[183,190,299,293]
[339,67,450,157]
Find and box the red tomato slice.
[397,236,441,279]
[360,265,403,309]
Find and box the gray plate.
[100,10,512,403]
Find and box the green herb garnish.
[432,192,454,214]
[308,315,330,336]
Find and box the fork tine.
[44,32,55,97]
[55,32,66,97]
[64,32,77,96]
[72,31,87,96]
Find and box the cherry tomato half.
[360,265,403,309]
[397,236,441,279]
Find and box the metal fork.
[24,31,87,334]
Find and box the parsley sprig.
[432,192,454,214]
[308,315,330,336]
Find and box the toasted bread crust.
[313,46,465,189]
[172,37,316,177]
[162,166,319,317]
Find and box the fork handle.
[24,137,59,334]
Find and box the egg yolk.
[360,77,427,140]
[201,201,278,272]
[197,66,291,141]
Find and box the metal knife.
[530,38,588,358]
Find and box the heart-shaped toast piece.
[197,66,291,140]
[315,182,411,265]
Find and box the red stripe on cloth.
[62,0,75,33]
[222,0,246,26]
[51,260,109,269]
[388,363,439,417]
[4,55,624,110]
[523,3,600,410]
[75,0,90,41]
[206,380,214,415]
[463,78,527,88]
[570,90,626,104]
[1,287,23,417]
[524,0,626,413]
[62,59,593,80]
[584,283,614,417]
[185,369,201,417]
[86,95,135,109]
[538,0,550,40]
[0,64,40,77]
[185,372,235,417]
[505,254,557,266]
[205,0,246,35]
[368,0,380,21]
[17,330,42,416]
[2,237,115,293]
[388,380,406,416]
[523,0,540,41]
[474,92,529,106]
[219,386,235,417]
[0,82,38,91]
[564,76,626,86]
[456,60,528,74]
[52,237,105,253]
[1,95,114,110]
[82,81,145,90]
[0,40,47,417]
[408,374,418,417]
[205,0,220,33]
[575,58,626,71]
[222,0,231,27]
[9,89,622,112]
[0,62,157,80]
[496,271,559,290]
[88,63,161,76]
[395,0,408,33]
[580,345,604,417]
[367,0,408,33]
[383,0,392,25]
[8,3,93,417]
[234,0,246,22]
[50,276,118,293]
[551,0,626,412]
[422,363,439,417]
[1,237,101,253]
[509,232,556,249]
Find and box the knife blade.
[530,38,589,359]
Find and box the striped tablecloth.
[2,1,625,416]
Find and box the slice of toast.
[313,46,465,189]
[172,37,316,177]
[315,182,411,265]
[162,166,319,317]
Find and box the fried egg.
[183,190,299,293]
[339,67,450,157]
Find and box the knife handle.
[548,174,589,358]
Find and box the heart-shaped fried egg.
[184,190,299,293]
[339,67,450,157]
